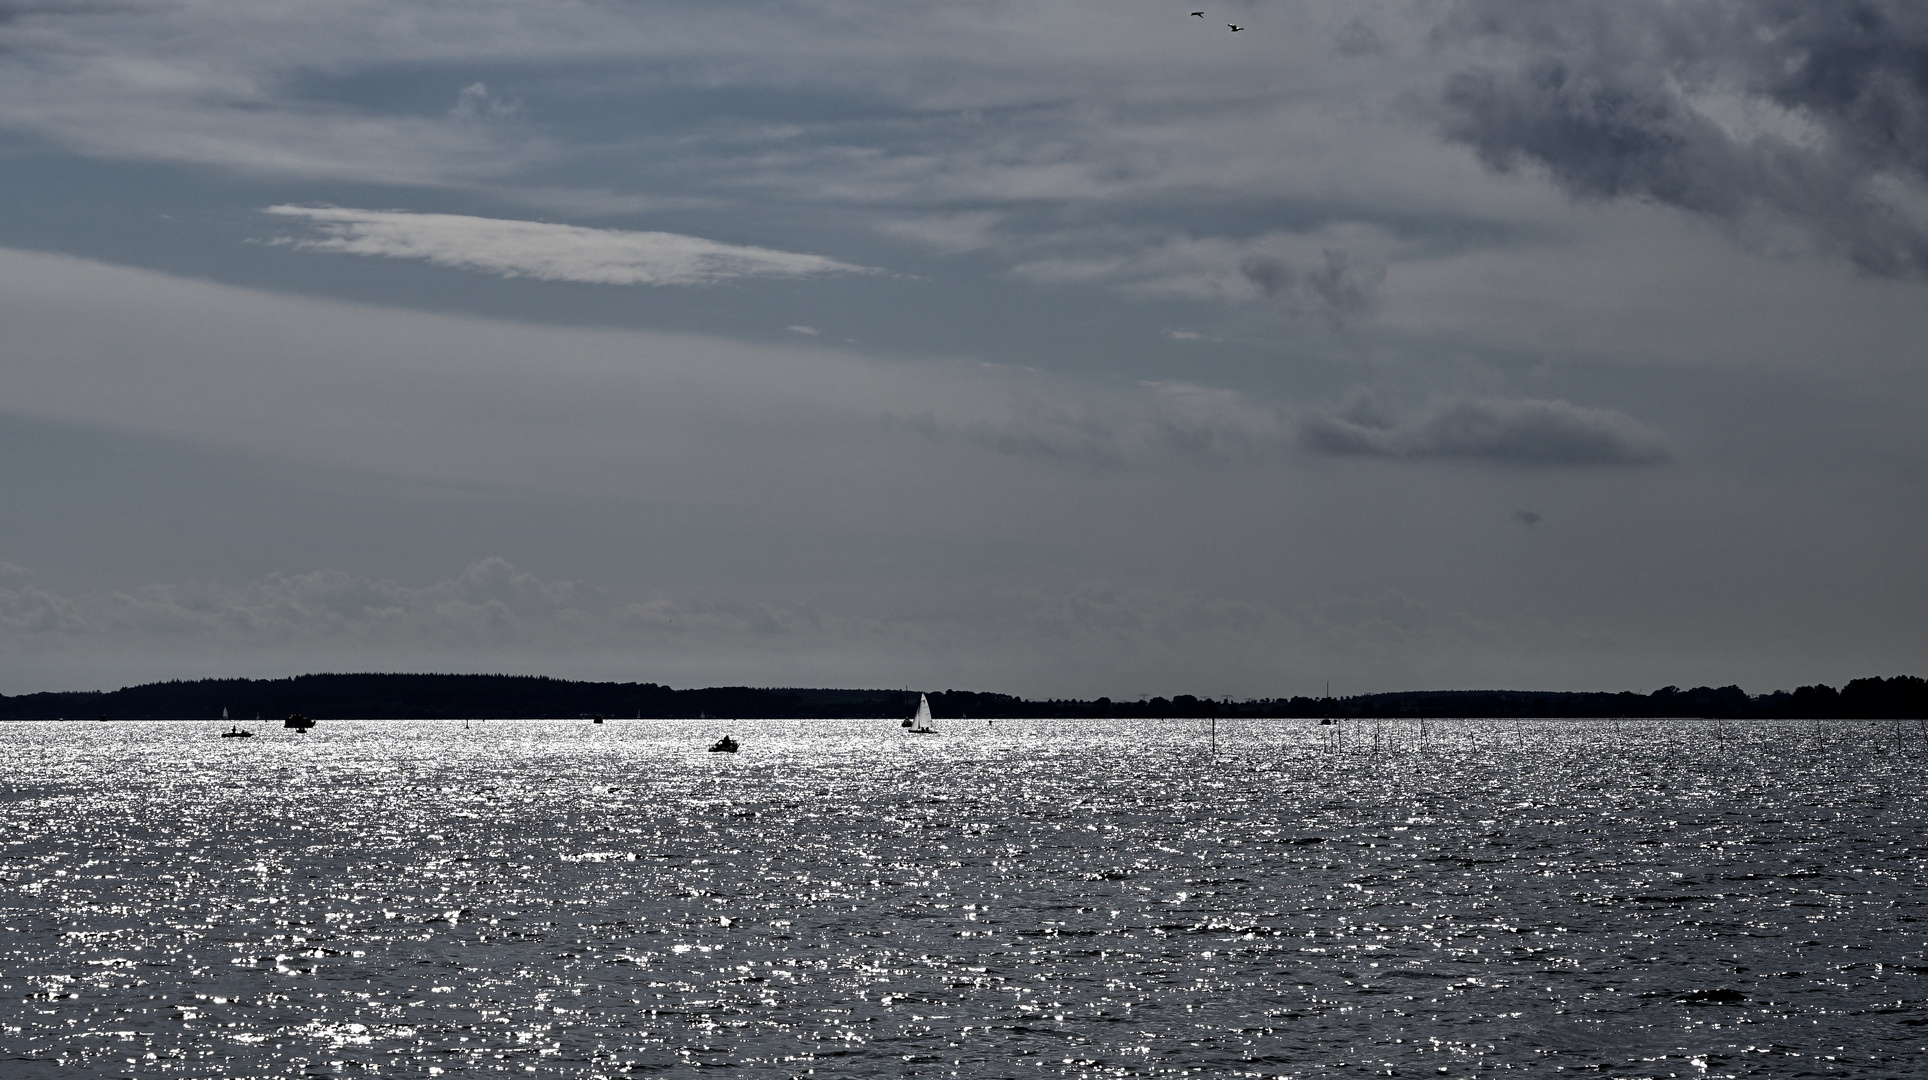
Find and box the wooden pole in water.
[1210,714,1217,759]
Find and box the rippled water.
[3,717,1926,1078]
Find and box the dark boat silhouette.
[221,726,254,739]
[283,713,317,732]
[708,735,739,753]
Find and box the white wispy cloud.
[264,206,878,286]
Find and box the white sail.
[915,694,932,724]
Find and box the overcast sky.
[1,0,1923,697]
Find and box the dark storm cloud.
[1302,392,1672,465]
[1435,0,1928,274]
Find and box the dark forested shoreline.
[0,672,1923,721]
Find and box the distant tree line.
[937,679,1925,720]
[1779,676,1928,720]
[0,672,1920,721]
[1275,677,1926,720]
[0,674,917,721]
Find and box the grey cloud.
[1238,255,1294,295]
[0,1,131,22]
[0,0,1356,199]
[1240,249,1387,328]
[0,557,1382,700]
[1016,581,1273,646]
[449,82,520,121]
[881,379,1291,470]
[0,557,863,653]
[1334,16,1389,57]
[1305,249,1386,327]
[1301,392,1672,465]
[1435,0,1928,275]
[1015,233,1391,327]
[1290,589,1493,658]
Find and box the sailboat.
[902,693,937,734]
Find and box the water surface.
[3,717,1925,1077]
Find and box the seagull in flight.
[1191,11,1205,16]
[1227,24,1244,31]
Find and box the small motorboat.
[221,726,254,739]
[708,735,739,753]
[283,713,317,732]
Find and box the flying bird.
[1191,11,1205,16]
[1227,24,1244,31]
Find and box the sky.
[0,0,1924,698]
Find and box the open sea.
[3,717,1926,1079]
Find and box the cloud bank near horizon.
[0,557,1378,696]
[0,557,770,651]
